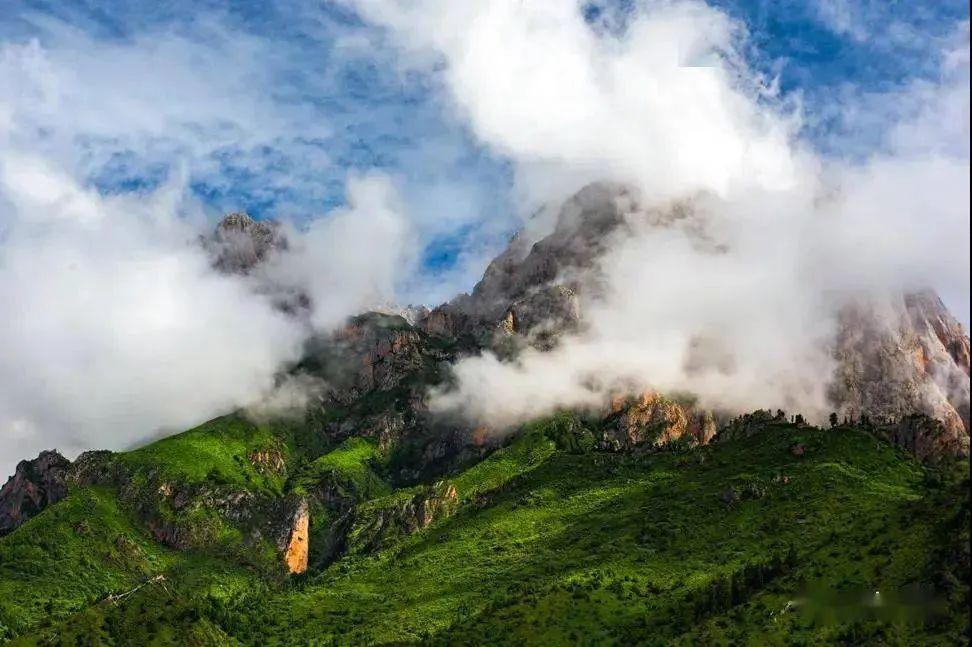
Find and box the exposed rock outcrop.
[62,446,313,571]
[305,312,440,406]
[600,392,716,451]
[68,450,117,487]
[299,311,491,480]
[871,413,968,462]
[0,450,71,535]
[282,499,310,575]
[492,284,582,352]
[203,212,311,315]
[420,183,970,459]
[418,184,633,344]
[249,448,286,476]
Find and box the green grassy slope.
[241,424,966,645]
[0,486,176,639]
[0,485,258,643]
[118,415,298,494]
[2,421,968,645]
[294,437,390,501]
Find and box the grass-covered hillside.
[1,413,967,645]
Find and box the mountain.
[0,186,969,644]
[205,212,288,275]
[417,183,970,452]
[1,417,967,644]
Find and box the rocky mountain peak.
[0,450,70,535]
[465,182,634,316]
[418,182,971,457]
[208,212,288,274]
[416,182,638,346]
[904,290,971,374]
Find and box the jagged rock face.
[905,291,971,428]
[831,291,970,456]
[420,182,634,345]
[491,284,582,353]
[249,448,287,476]
[906,292,972,371]
[418,306,467,339]
[327,411,408,452]
[307,313,435,406]
[208,212,287,274]
[873,414,969,462]
[298,312,488,481]
[67,446,313,570]
[204,212,313,315]
[0,450,71,535]
[334,316,427,397]
[68,450,116,487]
[468,182,631,315]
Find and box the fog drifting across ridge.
[348,1,971,428]
[0,53,419,476]
[0,155,417,477]
[0,158,294,474]
[0,15,430,478]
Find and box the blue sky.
[2,0,966,279]
[0,0,969,329]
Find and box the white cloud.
[0,154,419,479]
[0,25,334,207]
[0,25,423,477]
[813,0,868,42]
[265,173,419,330]
[347,0,803,212]
[0,0,967,474]
[351,1,970,427]
[0,153,306,475]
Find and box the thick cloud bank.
[350,1,970,426]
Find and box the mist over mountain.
[418,183,970,451]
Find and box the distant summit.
[207,212,288,274]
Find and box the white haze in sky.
[348,0,803,208]
[349,0,970,427]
